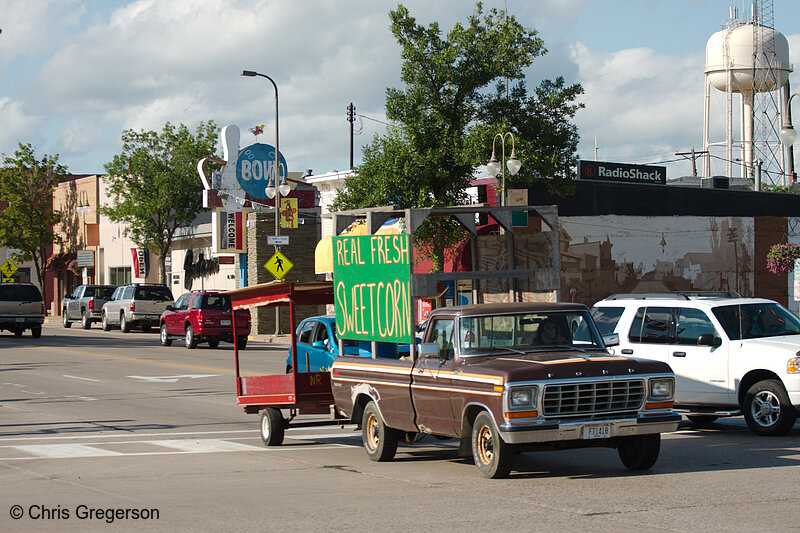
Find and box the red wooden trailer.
[226,280,340,446]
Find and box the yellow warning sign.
[264,251,293,280]
[0,259,18,278]
[2,277,14,284]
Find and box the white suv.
[590,292,800,436]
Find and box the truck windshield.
[459,311,604,355]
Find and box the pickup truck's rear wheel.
[62,312,71,328]
[260,407,285,446]
[160,323,172,346]
[237,336,248,350]
[743,379,796,436]
[362,401,399,461]
[101,313,111,331]
[472,411,513,478]
[617,434,661,470]
[208,338,220,348]
[81,311,92,329]
[31,326,41,339]
[120,313,131,333]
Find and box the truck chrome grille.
[542,379,645,417]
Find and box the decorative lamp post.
[780,92,800,185]
[487,132,521,206]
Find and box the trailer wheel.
[472,411,513,478]
[260,407,285,446]
[362,401,399,462]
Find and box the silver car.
[101,284,174,333]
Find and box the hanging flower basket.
[766,243,800,275]
[67,259,81,274]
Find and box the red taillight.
[88,300,94,311]
[129,302,135,312]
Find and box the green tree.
[333,3,581,271]
[0,143,66,305]
[102,121,218,284]
[481,78,583,196]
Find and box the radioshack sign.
[578,160,666,185]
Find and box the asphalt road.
[1,324,799,532]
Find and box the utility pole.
[676,148,709,177]
[347,103,356,169]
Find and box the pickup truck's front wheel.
[617,434,660,470]
[362,401,399,461]
[743,379,796,436]
[472,411,513,478]
[62,312,71,328]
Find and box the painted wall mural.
[560,216,753,305]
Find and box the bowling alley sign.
[236,143,288,201]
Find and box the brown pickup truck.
[331,302,680,478]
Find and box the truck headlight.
[509,387,537,409]
[649,377,674,400]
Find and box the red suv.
[159,290,251,349]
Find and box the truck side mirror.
[418,343,440,358]
[697,334,722,347]
[602,333,620,347]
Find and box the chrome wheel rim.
[751,390,781,427]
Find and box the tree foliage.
[333,3,582,271]
[0,143,66,304]
[102,121,218,283]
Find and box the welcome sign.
[332,234,413,344]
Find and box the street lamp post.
[241,70,287,237]
[779,92,800,185]
[241,70,288,336]
[486,132,521,207]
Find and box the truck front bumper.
[499,413,681,444]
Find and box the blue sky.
[1,0,799,182]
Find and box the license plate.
[582,423,611,439]
[220,320,231,326]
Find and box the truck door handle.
[621,349,633,355]
[673,351,686,357]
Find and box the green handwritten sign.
[333,234,412,343]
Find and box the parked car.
[0,283,45,338]
[62,284,116,329]
[590,292,800,436]
[160,290,250,349]
[101,283,174,333]
[285,315,410,373]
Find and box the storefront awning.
[314,218,402,274]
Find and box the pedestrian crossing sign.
[264,251,293,280]
[0,259,18,279]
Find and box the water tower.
[702,1,792,186]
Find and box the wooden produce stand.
[226,280,340,446]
